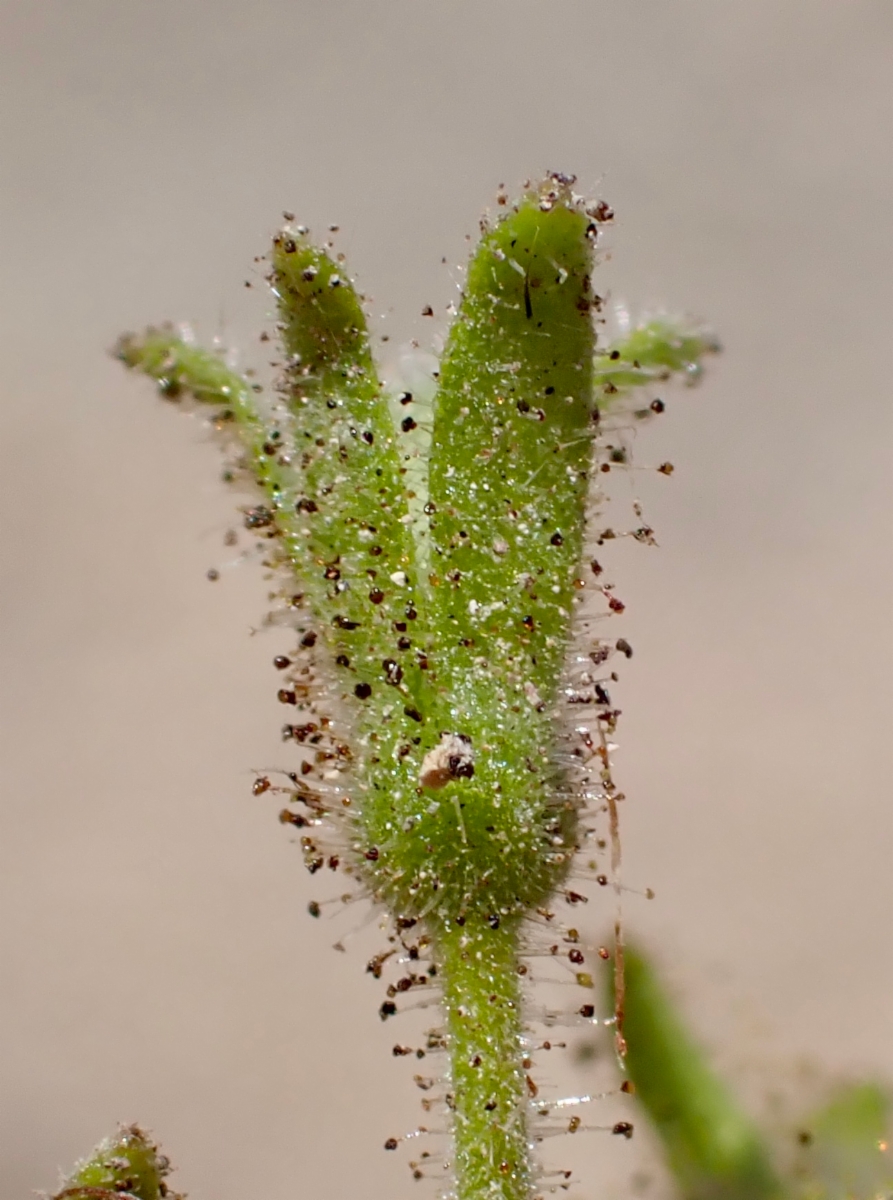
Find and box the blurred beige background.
[2,2,891,1197]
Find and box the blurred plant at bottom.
[50,1125,182,1200]
[596,944,892,1200]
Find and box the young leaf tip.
[54,1125,182,1200]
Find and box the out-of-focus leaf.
[613,945,782,1200]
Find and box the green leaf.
[397,176,599,930]
[594,317,720,394]
[269,231,436,745]
[614,945,782,1200]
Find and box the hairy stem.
[415,178,600,1200]
[438,919,529,1200]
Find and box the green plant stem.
[438,918,529,1200]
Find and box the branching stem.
[115,176,720,1200]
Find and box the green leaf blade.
[616,946,781,1200]
[397,178,599,928]
[270,232,431,718]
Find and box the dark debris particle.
[448,754,474,780]
[612,1122,634,1139]
[355,682,373,700]
[383,659,403,685]
[244,505,274,529]
[380,1001,397,1020]
[401,416,417,433]
[384,1137,399,1150]
[307,901,321,918]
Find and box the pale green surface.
[795,1082,893,1200]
